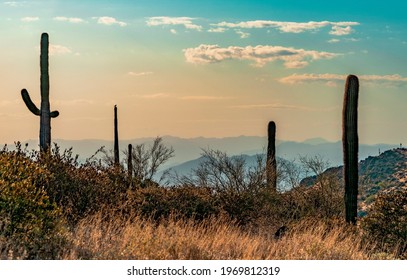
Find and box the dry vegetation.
[63,213,378,260]
[1,143,406,260]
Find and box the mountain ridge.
[6,136,399,171]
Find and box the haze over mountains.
[13,136,399,172]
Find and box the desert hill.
[301,148,407,214]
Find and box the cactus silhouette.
[114,105,120,166]
[342,75,359,224]
[21,33,59,152]
[266,121,277,190]
[128,143,133,184]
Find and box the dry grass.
[62,212,385,260]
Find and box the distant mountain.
[158,153,267,181]
[9,136,399,171]
[277,141,397,167]
[302,137,331,145]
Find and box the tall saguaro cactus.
[266,121,277,190]
[342,75,359,224]
[128,143,133,183]
[114,105,120,166]
[21,33,59,152]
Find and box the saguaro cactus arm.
[21,89,40,115]
[50,110,60,118]
[22,89,59,118]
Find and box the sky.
[1,0,407,145]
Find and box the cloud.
[184,44,338,68]
[54,16,85,23]
[329,25,353,36]
[4,1,24,7]
[236,30,250,39]
[170,29,177,34]
[213,20,359,36]
[229,103,324,111]
[0,99,20,107]
[136,93,169,99]
[54,99,94,106]
[49,44,72,55]
[231,103,298,109]
[180,95,231,101]
[96,16,127,27]
[328,38,340,43]
[21,17,39,22]
[279,73,407,86]
[208,27,227,33]
[128,71,153,77]
[146,16,202,31]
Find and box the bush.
[361,188,407,258]
[38,145,129,224]
[119,185,220,221]
[0,148,66,259]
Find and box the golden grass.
[62,212,385,260]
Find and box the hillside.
[301,148,407,213]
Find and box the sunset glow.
[1,0,406,144]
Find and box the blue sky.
[0,0,406,145]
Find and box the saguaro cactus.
[266,121,277,190]
[21,33,59,152]
[128,143,133,183]
[114,105,120,166]
[342,75,359,224]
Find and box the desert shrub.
[0,148,66,259]
[119,185,220,221]
[126,137,175,185]
[34,144,129,224]
[361,188,407,258]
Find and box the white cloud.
[49,44,72,55]
[213,20,359,36]
[170,29,177,34]
[184,44,338,68]
[208,27,227,33]
[328,38,340,43]
[54,16,85,23]
[96,16,127,27]
[4,1,22,7]
[329,25,353,36]
[21,17,39,22]
[279,73,346,84]
[236,30,250,39]
[146,16,202,31]
[279,73,407,86]
[4,1,27,7]
[128,71,153,77]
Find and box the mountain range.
[6,136,406,211]
[9,136,399,174]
